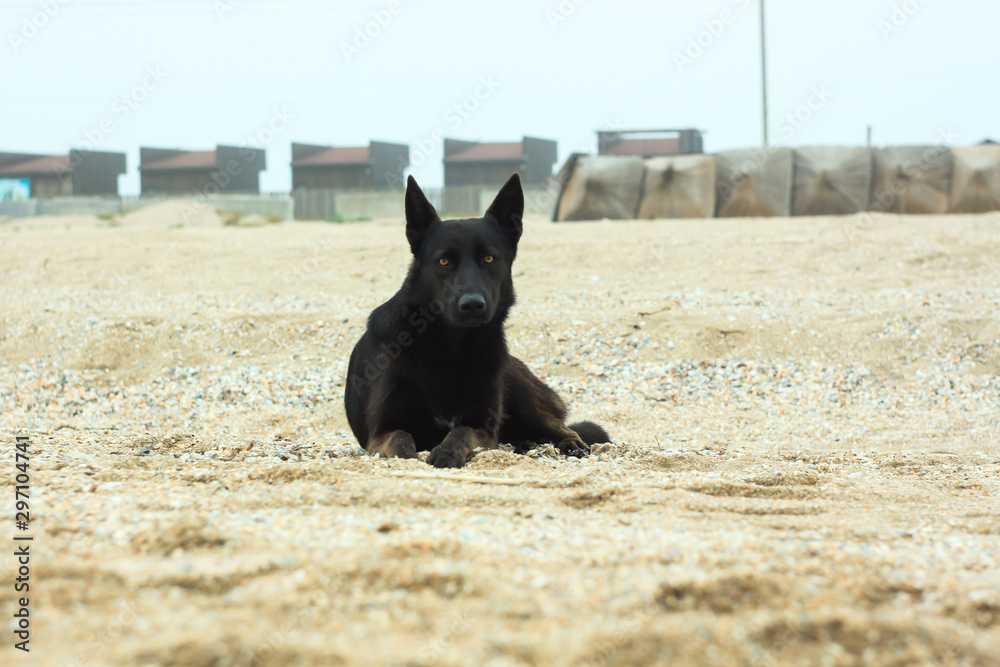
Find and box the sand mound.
[6,214,1000,666]
[118,199,224,227]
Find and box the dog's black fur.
[344,173,609,468]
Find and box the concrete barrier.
[0,200,38,219]
[556,156,644,221]
[791,147,873,216]
[715,148,793,217]
[4,194,293,221]
[293,186,558,222]
[334,191,405,220]
[293,189,404,221]
[871,146,952,214]
[36,197,121,217]
[184,194,293,221]
[441,186,482,217]
[949,144,1000,213]
[638,155,716,219]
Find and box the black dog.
[344,173,609,468]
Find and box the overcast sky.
[2,0,997,194]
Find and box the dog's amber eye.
[484,255,495,264]
[437,258,449,266]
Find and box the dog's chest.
[405,327,506,421]
[434,415,459,430]
[415,361,498,423]
[421,373,488,418]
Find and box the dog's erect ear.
[485,173,524,255]
[405,175,439,255]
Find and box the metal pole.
[760,0,769,147]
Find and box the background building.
[139,145,265,195]
[290,141,409,190]
[443,136,557,186]
[0,150,126,197]
[597,129,704,157]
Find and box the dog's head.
[404,174,523,328]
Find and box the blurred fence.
[1,194,294,220]
[0,186,557,222]
[291,185,559,221]
[0,200,38,218]
[292,188,338,221]
[554,144,1000,221]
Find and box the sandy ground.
[1,207,1000,666]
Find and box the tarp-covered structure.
[555,155,643,221]
[792,147,872,216]
[871,146,952,214]
[948,145,1000,213]
[714,148,793,217]
[637,155,716,219]
[550,144,1000,221]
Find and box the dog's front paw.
[557,436,590,459]
[427,445,467,469]
[368,430,418,459]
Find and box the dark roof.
[0,154,72,175]
[292,146,371,166]
[601,138,681,157]
[141,150,217,171]
[445,142,525,163]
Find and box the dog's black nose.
[459,294,486,313]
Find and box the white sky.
[2,0,997,194]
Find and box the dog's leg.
[500,358,591,457]
[427,426,497,469]
[367,430,418,459]
[546,421,590,458]
[511,414,589,457]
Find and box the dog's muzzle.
[453,293,490,325]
